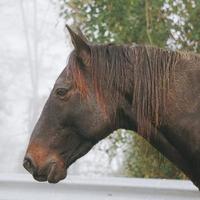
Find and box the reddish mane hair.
[68,44,182,137]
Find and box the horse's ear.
[76,27,89,44]
[66,25,90,66]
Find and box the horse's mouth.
[32,163,67,184]
[33,174,47,182]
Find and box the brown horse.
[23,26,200,189]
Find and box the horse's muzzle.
[23,148,67,183]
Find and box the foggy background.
[0,0,123,176]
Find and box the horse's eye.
[56,88,68,97]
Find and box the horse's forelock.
[68,51,88,97]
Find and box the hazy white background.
[0,0,123,177]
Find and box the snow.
[0,173,199,200]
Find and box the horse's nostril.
[23,156,36,174]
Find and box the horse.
[23,25,200,189]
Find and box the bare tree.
[20,0,40,132]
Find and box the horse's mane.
[69,44,189,137]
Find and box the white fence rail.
[0,173,199,200]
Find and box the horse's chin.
[47,163,67,183]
